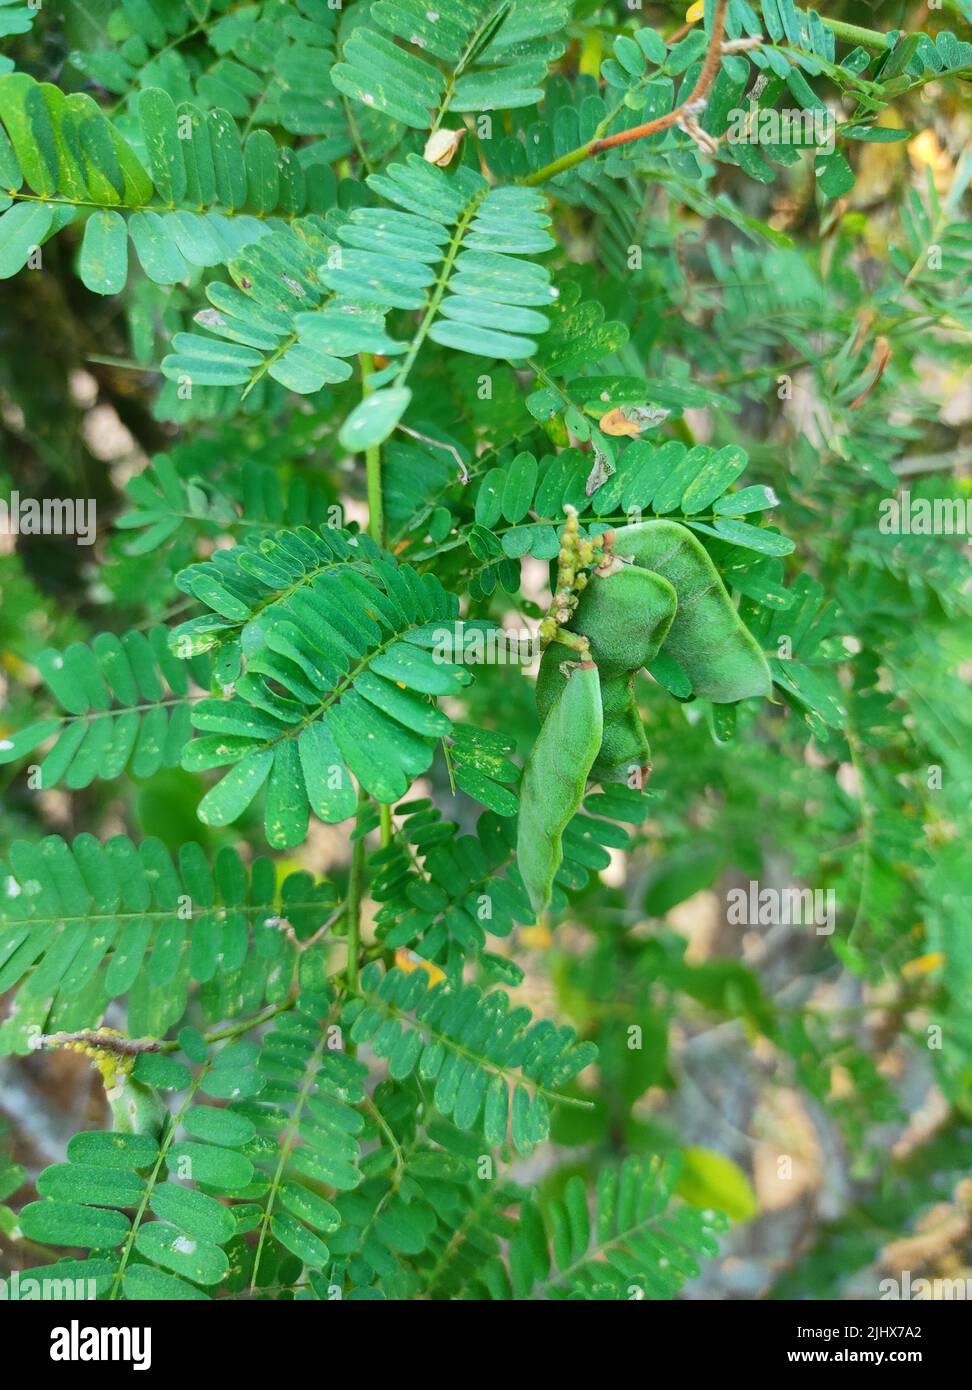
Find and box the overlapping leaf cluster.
[1,0,970,1305]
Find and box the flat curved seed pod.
[590,671,651,785]
[610,520,772,702]
[535,641,577,724]
[517,661,602,915]
[570,564,677,672]
[538,647,651,785]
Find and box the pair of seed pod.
[539,519,771,782]
[517,520,771,914]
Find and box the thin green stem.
[520,141,595,187]
[249,1027,332,1293]
[426,4,500,137]
[360,365,393,856]
[9,899,327,934]
[362,1094,406,1186]
[104,19,214,115]
[361,354,385,548]
[8,187,283,224]
[108,1071,208,1300]
[521,0,730,187]
[341,93,375,175]
[342,979,595,1112]
[392,189,487,385]
[345,788,369,996]
[820,17,893,51]
[520,3,905,191]
[157,1000,295,1052]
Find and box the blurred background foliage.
[1,0,971,1299]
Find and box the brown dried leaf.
[423,128,465,167]
[599,407,641,437]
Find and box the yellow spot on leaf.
[395,948,445,985]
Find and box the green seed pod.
[591,670,652,785]
[517,661,603,915]
[535,641,576,723]
[611,520,772,702]
[101,1062,167,1139]
[569,564,677,672]
[537,648,651,788]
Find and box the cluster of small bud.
[538,507,608,651]
[32,1028,159,1080]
